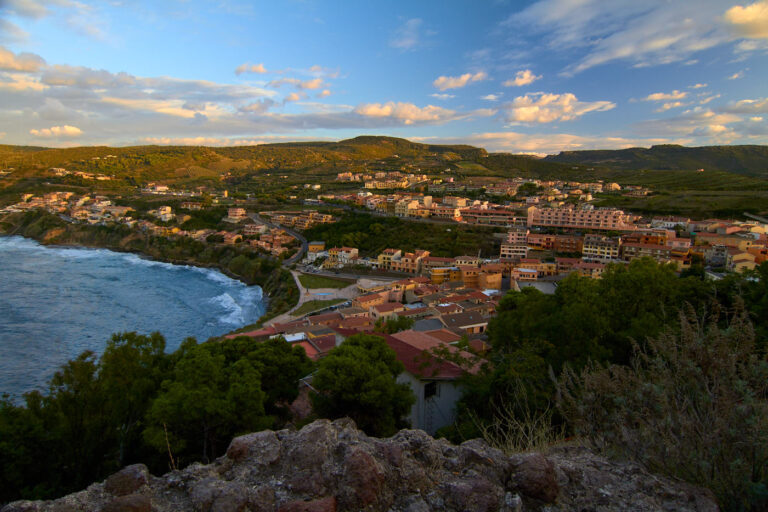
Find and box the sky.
[0,0,767,155]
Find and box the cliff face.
[2,419,718,512]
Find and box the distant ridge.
[544,144,768,178]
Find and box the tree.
[98,332,169,468]
[373,315,414,334]
[311,334,415,437]
[144,342,269,465]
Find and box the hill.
[545,144,768,179]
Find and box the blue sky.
[1,0,767,154]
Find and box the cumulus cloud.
[353,101,493,125]
[390,18,423,50]
[433,71,487,91]
[502,92,615,124]
[430,93,454,100]
[316,89,331,98]
[355,102,457,124]
[700,94,721,105]
[656,101,689,112]
[268,77,324,89]
[239,99,276,114]
[29,125,82,137]
[0,72,47,91]
[284,92,302,102]
[724,1,768,39]
[235,62,267,75]
[481,94,501,101]
[0,45,45,72]
[728,71,744,79]
[689,83,708,89]
[502,69,541,87]
[298,78,323,90]
[644,90,687,101]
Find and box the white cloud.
[141,135,335,146]
[0,72,47,91]
[502,92,615,124]
[505,1,742,74]
[390,18,423,50]
[728,71,744,79]
[353,101,493,126]
[0,45,45,72]
[481,94,501,101]
[502,69,541,87]
[298,78,324,90]
[235,62,267,75]
[433,71,487,91]
[644,90,687,101]
[414,132,682,155]
[656,101,689,112]
[238,99,276,114]
[719,97,768,114]
[430,93,454,100]
[724,1,768,39]
[268,77,324,89]
[29,125,82,137]
[689,83,708,89]
[634,107,744,143]
[355,102,457,125]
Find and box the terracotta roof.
[307,312,343,325]
[372,302,405,313]
[441,311,487,329]
[424,329,462,343]
[224,325,276,339]
[332,329,464,380]
[338,316,374,331]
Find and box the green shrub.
[558,304,768,511]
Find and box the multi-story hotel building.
[527,206,634,231]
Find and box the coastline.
[0,210,300,330]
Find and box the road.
[248,213,308,266]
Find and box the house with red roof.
[331,328,472,435]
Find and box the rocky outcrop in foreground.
[3,419,718,512]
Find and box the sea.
[0,235,267,399]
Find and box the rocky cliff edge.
[2,418,718,512]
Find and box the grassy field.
[298,273,355,289]
[292,298,345,316]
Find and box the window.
[424,381,439,399]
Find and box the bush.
[558,304,768,511]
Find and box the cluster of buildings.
[320,187,635,230]
[1,192,133,225]
[248,227,297,256]
[50,167,113,181]
[359,171,429,189]
[263,210,336,230]
[228,276,499,434]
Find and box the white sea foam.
[209,292,245,325]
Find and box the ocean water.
[0,236,266,399]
